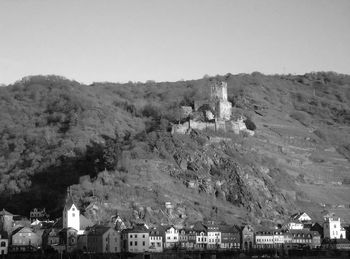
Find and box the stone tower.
[210,81,228,102]
[210,81,232,121]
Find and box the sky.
[0,0,349,84]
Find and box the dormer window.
[72,207,75,211]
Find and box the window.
[135,234,137,238]
[143,241,145,246]
[72,213,75,217]
[135,241,138,246]
[130,241,132,246]
[0,242,6,247]
[130,234,133,238]
[143,234,145,238]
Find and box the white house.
[255,230,274,249]
[273,230,285,247]
[285,221,304,230]
[206,221,221,249]
[149,228,163,253]
[164,226,179,248]
[323,217,346,239]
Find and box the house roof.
[291,212,311,221]
[64,195,76,210]
[123,224,149,234]
[52,218,63,229]
[87,225,112,236]
[0,208,14,216]
[12,227,35,236]
[193,221,207,232]
[0,231,8,239]
[219,225,240,233]
[149,225,165,236]
[80,214,93,228]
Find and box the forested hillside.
[0,73,349,225]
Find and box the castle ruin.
[210,81,232,121]
[173,80,254,136]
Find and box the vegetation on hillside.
[0,72,349,223]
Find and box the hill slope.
[0,73,349,225]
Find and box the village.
[0,189,349,257]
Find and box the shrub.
[141,104,160,118]
[244,117,256,131]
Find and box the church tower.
[63,187,80,232]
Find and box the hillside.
[0,72,349,226]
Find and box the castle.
[193,81,232,122]
[173,81,254,136]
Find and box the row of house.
[121,221,240,253]
[1,195,349,255]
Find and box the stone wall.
[172,118,255,136]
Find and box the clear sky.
[0,0,349,84]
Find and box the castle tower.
[210,81,228,102]
[63,188,80,233]
[210,81,232,121]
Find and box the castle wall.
[172,118,254,136]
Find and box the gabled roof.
[87,225,112,236]
[219,225,240,233]
[193,221,207,232]
[64,195,77,211]
[291,212,311,221]
[0,231,8,239]
[12,227,35,236]
[122,224,149,233]
[0,209,14,216]
[80,214,93,228]
[52,218,63,229]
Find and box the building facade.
[122,225,149,253]
[206,221,221,249]
[11,227,40,248]
[220,225,240,249]
[164,226,179,249]
[62,196,81,234]
[0,231,8,255]
[149,228,163,253]
[323,217,346,239]
[87,225,120,253]
[242,225,254,250]
[30,208,49,221]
